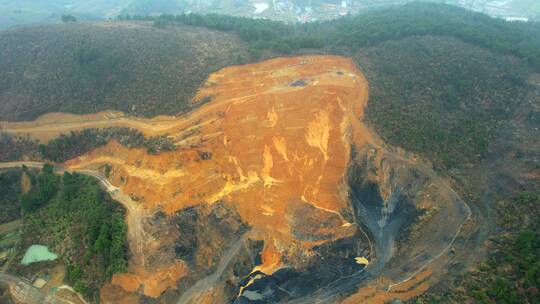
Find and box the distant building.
[504,16,528,22]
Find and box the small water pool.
[21,245,58,265]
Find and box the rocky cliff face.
[3,55,469,303]
[341,145,469,303]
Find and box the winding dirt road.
[0,83,319,144]
[176,233,249,304]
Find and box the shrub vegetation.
[410,192,540,304]
[39,128,176,162]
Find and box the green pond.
[21,245,58,265]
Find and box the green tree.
[94,224,111,253]
[42,163,54,174]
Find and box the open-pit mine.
[0,56,470,303]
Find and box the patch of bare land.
[0,56,469,303]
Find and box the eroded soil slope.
[68,56,366,302]
[1,56,469,303]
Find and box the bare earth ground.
[0,55,470,303]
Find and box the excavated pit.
[0,55,469,303]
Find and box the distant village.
[151,0,535,24]
[251,0,531,23]
[453,0,530,22]
[252,0,354,23]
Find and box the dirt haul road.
[176,233,249,304]
[0,55,470,303]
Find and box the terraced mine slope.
[1,56,469,303]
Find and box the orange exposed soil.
[66,55,366,221]
[65,55,370,300]
[252,240,282,275]
[112,261,188,298]
[341,269,432,304]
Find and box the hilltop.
[0,3,538,304]
[2,3,539,169]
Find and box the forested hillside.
[0,22,247,121]
[356,35,533,167]
[0,3,538,303]
[137,3,540,70]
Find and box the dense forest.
[17,165,128,301]
[0,169,22,224]
[123,3,540,70]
